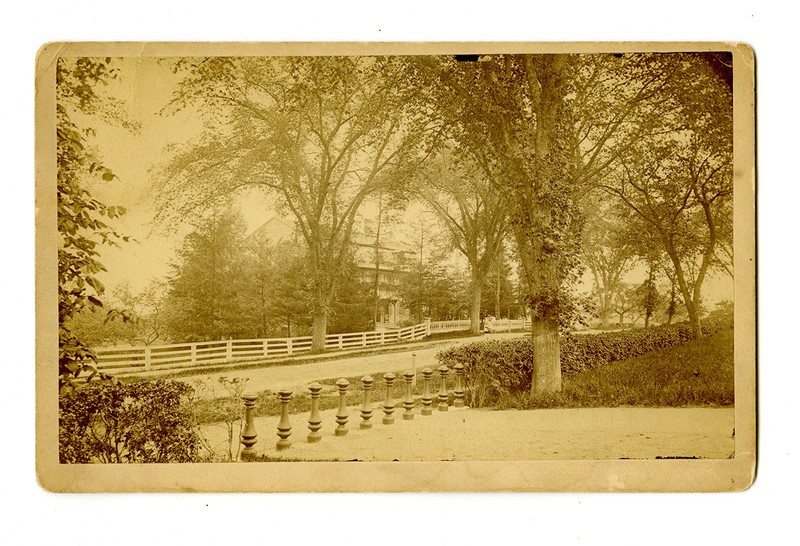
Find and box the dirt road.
[201,406,735,461]
[189,332,736,463]
[183,332,525,397]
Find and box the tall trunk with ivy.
[508,56,583,394]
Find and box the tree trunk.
[600,312,610,329]
[531,317,561,393]
[372,194,383,330]
[311,310,327,353]
[469,271,482,335]
[666,246,703,339]
[685,299,703,339]
[666,279,676,325]
[599,290,612,328]
[515,54,571,395]
[495,269,501,318]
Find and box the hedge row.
[436,316,732,406]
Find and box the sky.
[79,57,282,292]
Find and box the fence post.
[360,376,374,429]
[380,330,386,345]
[240,393,258,461]
[276,388,293,450]
[287,338,293,356]
[308,382,323,443]
[425,318,431,336]
[263,340,269,358]
[144,346,152,371]
[421,368,433,415]
[226,339,233,361]
[402,370,415,420]
[362,332,367,348]
[338,334,343,350]
[383,372,396,425]
[453,363,465,407]
[335,379,350,436]
[437,365,450,411]
[190,343,197,365]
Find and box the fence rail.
[94,318,529,376]
[427,319,471,333]
[95,321,432,375]
[485,318,531,333]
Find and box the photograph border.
[35,41,756,493]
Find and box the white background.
[3,2,791,545]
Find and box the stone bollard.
[276,388,293,451]
[307,382,323,443]
[402,370,415,420]
[335,378,350,436]
[437,365,450,411]
[453,363,465,407]
[240,393,258,461]
[360,376,374,429]
[382,372,396,424]
[420,368,434,416]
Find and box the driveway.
[200,406,735,461]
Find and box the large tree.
[481,244,522,321]
[599,136,732,338]
[407,53,697,393]
[414,149,508,334]
[597,53,733,338]
[241,231,311,338]
[163,210,251,341]
[399,263,469,323]
[580,198,639,328]
[158,57,427,352]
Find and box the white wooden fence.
[485,318,531,332]
[427,319,471,333]
[94,317,529,376]
[96,321,431,375]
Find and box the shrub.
[437,316,732,407]
[59,380,198,463]
[187,376,249,462]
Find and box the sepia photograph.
[36,42,755,492]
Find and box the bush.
[187,376,249,462]
[59,380,198,463]
[437,316,732,407]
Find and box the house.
[351,219,417,329]
[246,216,298,244]
[247,216,417,329]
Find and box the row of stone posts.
[239,363,465,460]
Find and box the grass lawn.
[190,326,734,424]
[500,326,734,410]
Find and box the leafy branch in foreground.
[57,57,135,391]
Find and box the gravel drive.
[200,406,735,461]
